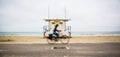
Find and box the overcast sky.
[0,0,120,32]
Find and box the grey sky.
[0,0,120,32]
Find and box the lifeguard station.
[43,19,71,44]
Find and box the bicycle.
[44,31,71,44]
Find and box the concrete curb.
[0,41,120,44]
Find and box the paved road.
[0,43,120,57]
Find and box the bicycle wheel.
[47,38,55,44]
[60,37,70,44]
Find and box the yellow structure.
[43,19,71,38]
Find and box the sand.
[0,36,120,44]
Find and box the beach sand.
[0,36,120,44]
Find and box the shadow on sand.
[0,39,14,42]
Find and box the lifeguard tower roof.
[44,19,71,22]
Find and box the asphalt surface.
[0,43,120,57]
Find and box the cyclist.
[53,24,60,41]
